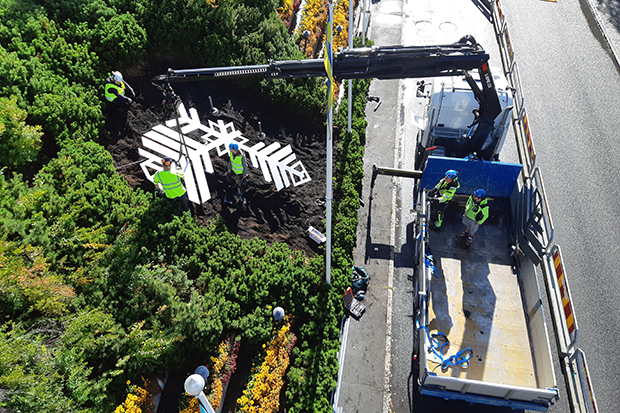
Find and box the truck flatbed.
[414,156,558,410]
[427,202,536,387]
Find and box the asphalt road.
[337,0,620,412]
[500,1,620,412]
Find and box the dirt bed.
[102,59,330,256]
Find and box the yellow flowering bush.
[332,0,350,51]
[209,379,224,410]
[237,317,297,413]
[179,395,200,413]
[297,0,329,57]
[277,0,294,22]
[115,379,154,413]
[298,0,351,57]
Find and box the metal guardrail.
[571,349,599,413]
[331,316,349,413]
[544,245,579,355]
[491,1,598,412]
[516,167,554,265]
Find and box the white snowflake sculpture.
[139,103,312,204]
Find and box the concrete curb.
[582,0,620,70]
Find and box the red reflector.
[482,62,488,72]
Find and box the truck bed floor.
[426,208,537,388]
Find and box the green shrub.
[94,13,147,68]
[0,2,371,410]
[0,96,42,168]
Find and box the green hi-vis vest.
[105,81,126,102]
[465,195,489,224]
[230,151,244,175]
[154,170,186,199]
[435,178,460,203]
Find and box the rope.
[166,88,202,204]
[171,100,190,165]
[115,158,146,169]
[416,317,472,370]
[440,347,473,370]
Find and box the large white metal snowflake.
[139,103,312,204]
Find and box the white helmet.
[112,71,123,83]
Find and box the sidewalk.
[333,1,403,412]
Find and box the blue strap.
[441,347,473,370]
[425,254,439,278]
[416,222,428,240]
[416,319,473,370]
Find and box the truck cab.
[418,69,514,160]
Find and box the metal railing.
[491,1,598,412]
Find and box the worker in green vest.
[104,71,135,111]
[153,158,191,217]
[225,143,248,206]
[457,189,489,246]
[429,169,460,230]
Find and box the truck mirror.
[416,80,427,97]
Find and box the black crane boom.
[151,35,504,160]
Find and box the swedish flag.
[324,2,335,111]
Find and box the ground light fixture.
[273,306,285,321]
[184,370,216,413]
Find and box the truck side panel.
[420,384,553,412]
[420,155,522,198]
[519,248,557,390]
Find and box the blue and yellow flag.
[324,2,335,111]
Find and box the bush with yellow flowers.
[114,379,154,413]
[278,0,304,30]
[277,0,294,24]
[237,317,297,413]
[298,0,352,58]
[297,0,329,57]
[332,0,350,51]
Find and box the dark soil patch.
[104,58,329,257]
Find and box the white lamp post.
[184,373,216,413]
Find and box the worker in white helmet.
[154,157,191,217]
[104,71,135,111]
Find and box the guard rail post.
[543,245,578,356]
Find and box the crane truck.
[151,35,564,410]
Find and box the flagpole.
[325,0,334,284]
[347,0,353,133]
